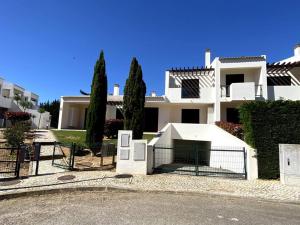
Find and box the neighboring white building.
[58,44,300,131]
[0,77,51,129]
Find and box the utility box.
[279,144,300,186]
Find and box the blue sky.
[0,0,299,102]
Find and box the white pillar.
[57,97,64,130]
[205,49,211,67]
[113,84,120,96]
[214,60,221,122]
[260,55,268,100]
[165,71,170,96]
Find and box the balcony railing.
[220,85,230,97]
[220,84,263,98]
[255,85,263,97]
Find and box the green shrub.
[4,122,27,147]
[239,100,300,179]
[215,121,244,140]
[104,119,124,138]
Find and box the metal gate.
[0,147,22,179]
[51,142,75,170]
[153,145,247,179]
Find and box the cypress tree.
[123,58,146,139]
[85,51,107,154]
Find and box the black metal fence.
[153,145,247,179]
[0,146,28,179]
[51,142,75,170]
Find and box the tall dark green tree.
[40,100,60,128]
[85,51,107,153]
[123,58,146,139]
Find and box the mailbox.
[134,143,146,161]
[279,144,300,186]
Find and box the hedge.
[239,100,300,179]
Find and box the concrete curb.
[0,185,299,205]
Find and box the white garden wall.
[148,123,258,180]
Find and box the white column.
[165,71,170,96]
[260,56,268,99]
[214,60,221,122]
[57,97,64,130]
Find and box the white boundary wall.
[116,130,151,175]
[148,123,258,180]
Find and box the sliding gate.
[153,144,247,179]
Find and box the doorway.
[226,74,244,97]
[181,109,200,124]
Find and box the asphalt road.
[0,191,299,225]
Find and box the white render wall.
[149,123,258,180]
[116,130,150,175]
[268,86,300,100]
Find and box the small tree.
[20,100,33,112]
[14,94,22,105]
[4,122,26,147]
[123,58,146,139]
[85,51,107,155]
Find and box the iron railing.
[153,145,247,179]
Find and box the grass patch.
[52,130,156,147]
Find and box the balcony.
[220,82,261,101]
[268,86,300,100]
[167,87,214,103]
[0,95,12,109]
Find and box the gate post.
[15,147,20,178]
[195,146,199,176]
[71,143,76,170]
[34,143,41,176]
[243,147,248,180]
[152,145,156,171]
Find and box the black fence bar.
[0,147,22,180]
[153,145,247,179]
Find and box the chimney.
[113,84,120,96]
[294,44,300,57]
[205,49,211,67]
[151,91,156,97]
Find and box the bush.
[104,119,124,138]
[215,121,244,140]
[4,122,27,147]
[239,100,300,179]
[5,112,31,125]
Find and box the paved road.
[0,191,299,225]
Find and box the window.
[267,76,291,86]
[226,108,240,124]
[181,109,200,123]
[181,79,199,98]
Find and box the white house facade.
[58,44,300,132]
[0,77,51,129]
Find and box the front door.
[144,107,159,132]
[226,74,244,97]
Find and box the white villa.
[0,77,51,129]
[58,44,300,132]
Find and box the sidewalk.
[1,170,300,203]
